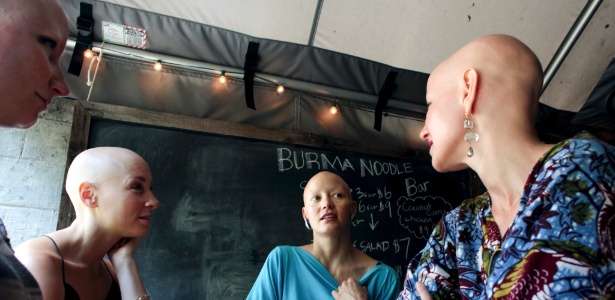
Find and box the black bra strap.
[102,259,114,279]
[44,235,66,283]
[44,235,115,298]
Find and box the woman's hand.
[107,237,149,299]
[332,277,368,300]
[416,282,433,300]
[108,237,140,264]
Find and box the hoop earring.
[464,114,479,157]
[304,219,312,230]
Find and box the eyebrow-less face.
[0,0,69,128]
[303,172,351,205]
[302,172,356,233]
[65,147,159,232]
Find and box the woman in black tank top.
[45,236,121,300]
[15,147,159,300]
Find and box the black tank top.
[45,236,122,300]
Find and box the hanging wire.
[86,41,105,102]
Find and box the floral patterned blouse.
[398,132,615,299]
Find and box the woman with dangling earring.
[247,171,400,300]
[396,34,615,300]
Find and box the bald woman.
[0,0,69,128]
[394,34,615,299]
[0,0,69,296]
[15,147,158,300]
[247,171,400,300]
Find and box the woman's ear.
[460,68,478,115]
[79,182,97,208]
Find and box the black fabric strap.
[243,42,260,110]
[374,71,398,131]
[68,2,94,76]
[44,235,65,282]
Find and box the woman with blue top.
[247,171,401,300]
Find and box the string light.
[83,44,94,58]
[66,40,425,124]
[330,103,338,115]
[276,85,285,94]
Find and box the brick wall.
[0,98,75,247]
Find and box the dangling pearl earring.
[304,219,312,230]
[464,114,479,157]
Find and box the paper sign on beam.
[102,21,147,49]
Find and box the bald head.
[0,0,66,23]
[438,35,542,96]
[428,34,543,126]
[0,0,69,128]
[66,147,148,209]
[303,171,351,203]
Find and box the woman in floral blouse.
[397,34,615,299]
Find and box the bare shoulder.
[14,236,65,298]
[15,236,59,260]
[15,236,62,271]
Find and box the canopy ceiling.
[58,0,615,148]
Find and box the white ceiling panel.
[101,0,319,44]
[541,0,615,111]
[58,0,615,146]
[314,0,584,74]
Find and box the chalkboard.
[68,102,473,299]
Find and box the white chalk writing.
[277,148,355,172]
[360,159,412,177]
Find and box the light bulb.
[219,74,227,83]
[276,85,285,94]
[84,49,94,58]
[330,104,338,115]
[154,60,162,71]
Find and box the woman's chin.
[431,160,467,173]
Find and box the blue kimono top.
[248,245,401,299]
[398,132,615,299]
